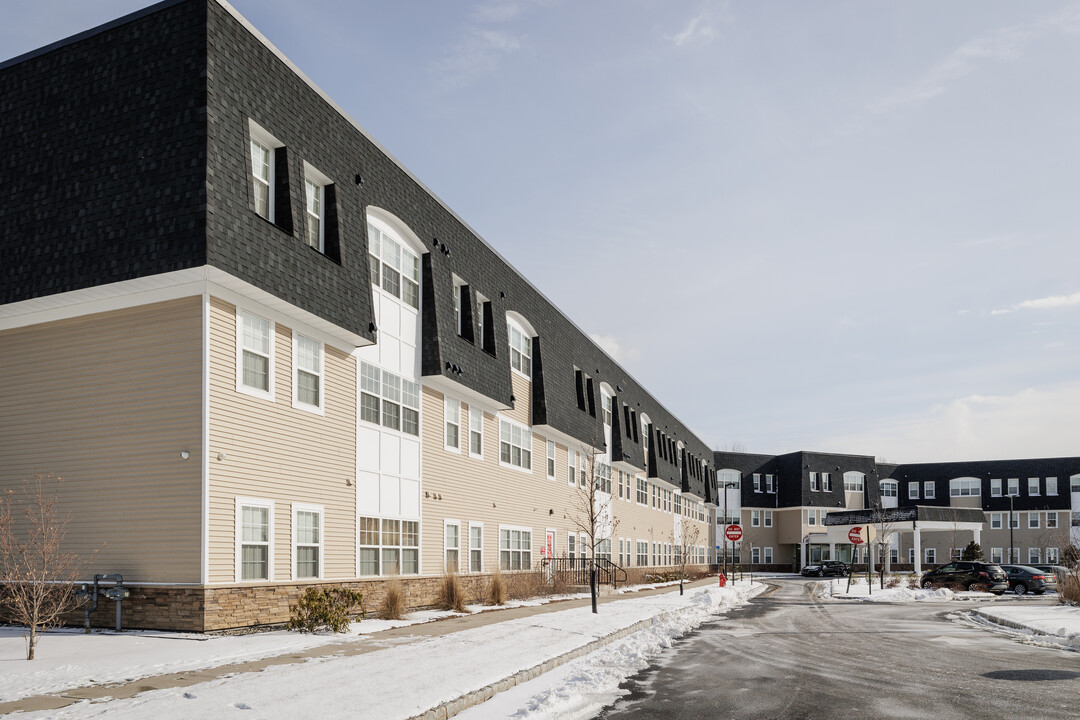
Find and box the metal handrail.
[545,556,627,588]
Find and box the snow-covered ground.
[0,593,589,704]
[824,577,1010,602]
[4,581,760,719]
[968,605,1080,652]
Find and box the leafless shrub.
[377,578,405,620]
[487,571,507,606]
[0,475,91,660]
[884,576,901,589]
[1058,569,1080,606]
[436,572,467,613]
[504,570,547,600]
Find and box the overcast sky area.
[5,1,1079,464]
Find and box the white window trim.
[923,481,936,499]
[469,522,484,573]
[444,519,461,574]
[546,440,556,479]
[991,479,1002,497]
[990,513,1002,530]
[908,483,920,500]
[291,332,325,415]
[292,503,324,581]
[1028,512,1040,529]
[236,497,275,582]
[248,120,281,223]
[925,548,936,564]
[1028,478,1040,496]
[1047,477,1058,496]
[991,547,1003,563]
[498,524,534,570]
[764,510,773,528]
[506,317,533,380]
[444,397,462,453]
[498,417,533,473]
[469,406,484,459]
[302,162,333,253]
[763,547,773,564]
[1047,511,1058,528]
[236,308,275,402]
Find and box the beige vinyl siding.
[0,298,203,583]
[207,297,356,584]
[506,372,531,427]
[420,386,703,573]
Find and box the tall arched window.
[843,472,864,492]
[505,313,535,379]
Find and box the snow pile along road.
[971,605,1080,651]
[823,578,995,602]
[13,581,761,720]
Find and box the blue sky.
[6,1,1079,462]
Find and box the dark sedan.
[801,560,850,577]
[920,561,1008,593]
[1000,565,1057,595]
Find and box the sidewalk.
[1,577,761,719]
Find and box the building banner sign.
[824,507,918,526]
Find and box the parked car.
[1031,564,1069,580]
[801,560,850,577]
[920,562,1008,593]
[1000,565,1057,595]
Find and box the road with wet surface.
[596,577,1080,720]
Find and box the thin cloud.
[590,333,639,365]
[666,15,716,47]
[471,0,554,24]
[820,382,1080,463]
[992,290,1080,315]
[839,4,1080,133]
[433,28,523,90]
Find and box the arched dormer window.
[599,383,614,427]
[843,471,864,492]
[366,211,423,311]
[949,477,981,497]
[506,313,535,379]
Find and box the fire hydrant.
[718,572,727,588]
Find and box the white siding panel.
[381,433,401,475]
[402,478,420,519]
[401,437,420,479]
[357,471,380,515]
[380,475,401,516]
[358,426,380,472]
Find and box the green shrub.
[287,586,363,633]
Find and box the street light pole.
[723,481,729,577]
[1009,493,1015,564]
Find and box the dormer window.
[507,319,532,378]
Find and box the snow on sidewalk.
[0,595,589,704]
[11,582,760,719]
[971,604,1080,650]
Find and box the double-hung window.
[546,440,556,478]
[470,408,484,457]
[763,510,773,528]
[358,518,420,576]
[636,477,648,505]
[949,478,980,497]
[810,472,819,491]
[821,473,831,491]
[751,510,761,527]
[359,362,419,436]
[445,398,461,451]
[251,138,273,219]
[990,513,1002,529]
[508,322,532,377]
[293,334,323,412]
[499,419,532,470]
[304,177,323,251]
[1029,513,1040,529]
[499,527,532,570]
[1028,478,1040,496]
[765,475,775,493]
[237,310,274,399]
[1007,478,1019,496]
[909,482,920,499]
[367,222,420,309]
[1047,477,1058,496]
[445,521,460,572]
[923,481,935,499]
[753,474,762,493]
[991,479,1002,497]
[237,499,273,581]
[293,505,322,580]
[470,524,483,572]
[1047,512,1058,528]
[880,481,897,497]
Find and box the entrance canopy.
[823,506,986,574]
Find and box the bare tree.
[671,521,702,596]
[720,442,748,453]
[0,475,90,660]
[564,440,619,614]
[943,507,968,565]
[871,505,899,589]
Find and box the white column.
[800,537,807,569]
[913,526,922,575]
[828,542,835,561]
[973,526,981,547]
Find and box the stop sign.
[725,524,743,542]
[848,527,864,544]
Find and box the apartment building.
[715,451,1080,572]
[0,0,716,631]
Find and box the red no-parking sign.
[725,524,743,542]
